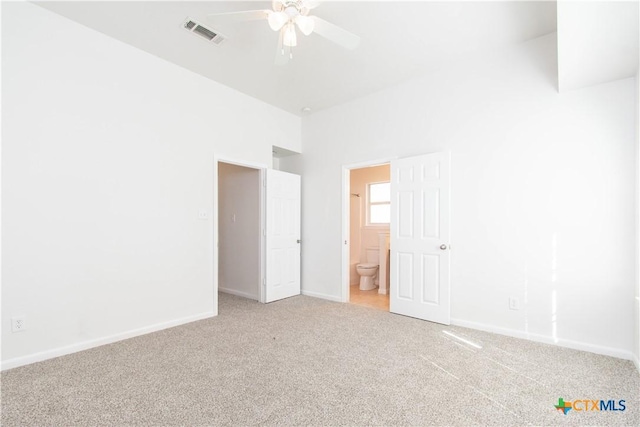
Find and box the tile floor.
[349,284,389,311]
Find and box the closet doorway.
[217,161,262,301]
[214,158,301,311]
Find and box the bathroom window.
[367,182,390,225]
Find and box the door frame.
[341,157,397,303]
[213,155,268,313]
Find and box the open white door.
[390,152,451,324]
[265,169,301,303]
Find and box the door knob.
[439,244,448,250]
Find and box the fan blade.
[275,29,290,66]
[206,10,269,25]
[311,17,360,49]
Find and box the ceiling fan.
[207,0,360,64]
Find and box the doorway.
[217,161,262,301]
[344,162,391,311]
[214,158,302,312]
[342,153,452,325]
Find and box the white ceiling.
[36,1,558,115]
[558,0,639,92]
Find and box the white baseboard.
[219,287,259,301]
[633,353,640,373]
[1,311,215,371]
[450,318,633,361]
[301,289,343,302]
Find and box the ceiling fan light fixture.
[268,11,288,31]
[295,15,314,36]
[284,5,300,18]
[283,23,297,47]
[207,1,362,65]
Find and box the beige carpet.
[1,293,639,426]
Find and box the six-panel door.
[390,152,451,324]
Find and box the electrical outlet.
[198,210,208,220]
[11,316,26,333]
[509,297,520,311]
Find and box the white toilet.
[356,247,379,291]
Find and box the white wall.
[635,70,640,371]
[1,2,300,369]
[218,163,261,300]
[349,165,390,284]
[281,33,637,359]
[634,0,640,373]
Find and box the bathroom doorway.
[345,162,391,311]
[343,152,452,324]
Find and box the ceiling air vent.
[182,18,225,45]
